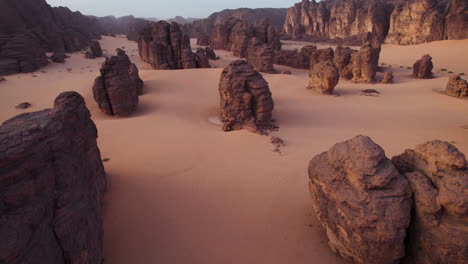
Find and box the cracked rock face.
[246,38,275,73]
[92,49,142,116]
[274,45,317,69]
[219,60,274,133]
[412,54,433,79]
[445,75,468,98]
[392,140,468,264]
[0,91,106,264]
[341,37,381,82]
[308,135,412,264]
[333,46,357,72]
[382,71,394,83]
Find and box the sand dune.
[0,36,467,264]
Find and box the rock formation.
[309,47,334,69]
[195,48,211,68]
[196,33,210,46]
[246,38,275,73]
[445,75,468,98]
[51,52,67,63]
[283,0,394,45]
[386,0,468,45]
[0,33,48,74]
[90,40,103,57]
[204,47,218,60]
[0,91,106,264]
[412,54,433,79]
[382,71,394,83]
[341,37,381,82]
[93,49,142,116]
[392,140,468,263]
[274,45,318,69]
[129,63,144,95]
[308,60,339,94]
[333,46,357,72]
[308,135,412,264]
[219,60,275,133]
[138,21,200,70]
[283,0,468,45]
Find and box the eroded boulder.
[0,91,106,264]
[195,48,211,68]
[341,39,381,82]
[382,71,394,84]
[412,54,433,79]
[204,47,218,60]
[307,60,339,94]
[333,46,357,72]
[92,49,142,116]
[308,135,412,264]
[246,38,275,73]
[309,48,334,69]
[219,60,275,133]
[446,75,468,98]
[90,40,103,57]
[392,140,468,264]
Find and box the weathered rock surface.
[0,33,48,74]
[51,52,67,63]
[412,54,433,79]
[246,38,275,73]
[204,47,218,60]
[90,40,103,57]
[309,47,334,69]
[386,0,468,45]
[274,45,317,69]
[93,49,141,116]
[392,140,468,264]
[138,21,199,69]
[129,63,144,95]
[333,46,357,72]
[196,33,210,46]
[308,135,412,264]
[0,91,106,264]
[446,75,468,98]
[195,48,211,68]
[382,71,394,83]
[219,60,275,133]
[308,60,339,94]
[341,37,381,82]
[283,0,394,45]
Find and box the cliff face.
[0,0,102,74]
[283,0,467,45]
[185,8,287,38]
[282,0,394,45]
[0,92,106,264]
[386,0,468,44]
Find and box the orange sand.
[0,36,467,264]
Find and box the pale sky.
[46,0,299,19]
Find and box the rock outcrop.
[309,47,334,69]
[246,38,275,73]
[308,135,412,264]
[0,0,103,74]
[51,52,67,63]
[341,37,381,82]
[445,75,468,98]
[219,60,275,133]
[0,91,106,264]
[129,63,144,95]
[307,60,339,94]
[333,46,357,72]
[93,49,142,116]
[274,45,318,69]
[195,48,211,68]
[386,0,468,45]
[204,47,218,60]
[90,40,103,57]
[412,54,433,79]
[138,21,200,70]
[392,140,468,264]
[382,71,394,83]
[283,0,394,45]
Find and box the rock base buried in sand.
[15,102,31,109]
[341,34,381,83]
[307,60,339,94]
[361,89,380,96]
[93,49,143,116]
[382,71,394,83]
[445,75,468,98]
[412,54,433,79]
[308,135,412,264]
[219,60,275,134]
[392,140,468,264]
[0,91,106,264]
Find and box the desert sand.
[0,36,467,264]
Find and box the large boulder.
[129,63,144,95]
[90,40,103,57]
[392,140,468,264]
[308,135,412,264]
[219,60,274,133]
[382,71,394,84]
[273,45,317,69]
[93,49,141,116]
[204,47,218,60]
[341,37,381,82]
[309,47,334,69]
[333,46,357,72]
[445,75,468,98]
[195,48,211,68]
[138,21,198,69]
[307,60,339,94]
[412,54,433,79]
[246,38,275,73]
[0,91,106,264]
